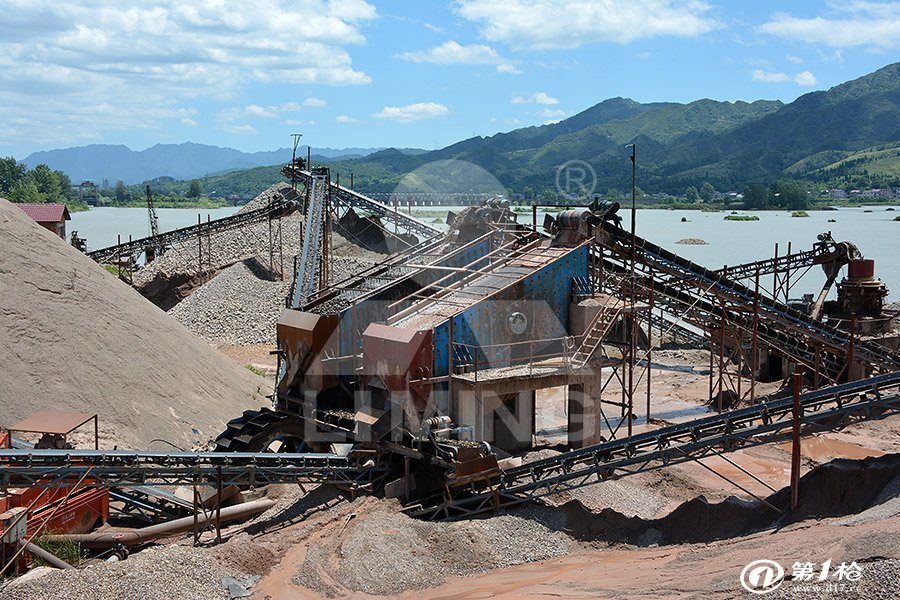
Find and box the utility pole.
[626,143,636,435]
[290,133,303,191]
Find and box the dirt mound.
[555,453,900,546]
[0,198,269,450]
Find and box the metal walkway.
[409,370,900,519]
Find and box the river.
[70,204,898,300]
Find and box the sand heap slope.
[0,198,269,450]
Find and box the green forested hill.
[124,62,900,201]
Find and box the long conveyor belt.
[0,450,382,489]
[595,222,900,374]
[87,190,300,264]
[409,370,900,519]
[283,166,440,240]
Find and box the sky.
[1,0,898,159]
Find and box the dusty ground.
[3,344,898,599]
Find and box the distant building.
[79,181,99,205]
[827,188,846,199]
[17,203,71,239]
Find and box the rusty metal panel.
[8,411,94,436]
[363,323,433,410]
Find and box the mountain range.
[20,62,900,196]
[337,61,900,196]
[20,143,390,184]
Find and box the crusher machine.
[214,193,626,501]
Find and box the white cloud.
[786,54,804,65]
[455,0,720,49]
[540,108,570,118]
[396,40,504,65]
[0,0,376,148]
[220,123,257,135]
[637,51,652,60]
[181,117,199,127]
[511,91,560,105]
[794,70,818,86]
[336,114,361,123]
[759,2,900,49]
[373,102,450,123]
[303,97,327,107]
[751,69,790,83]
[424,22,445,34]
[496,63,522,74]
[751,69,819,86]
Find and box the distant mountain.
[20,143,395,184]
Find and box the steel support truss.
[409,370,900,520]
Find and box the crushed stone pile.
[0,197,268,450]
[168,234,381,346]
[0,544,248,600]
[133,184,385,313]
[294,499,572,596]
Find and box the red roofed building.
[17,203,71,239]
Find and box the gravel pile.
[133,184,297,292]
[142,183,385,344]
[521,449,665,518]
[295,500,572,596]
[0,544,248,600]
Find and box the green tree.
[771,180,809,210]
[743,183,770,209]
[31,164,62,202]
[54,170,75,201]
[685,185,700,203]
[9,178,42,203]
[523,186,535,201]
[699,182,715,202]
[0,156,26,195]
[604,188,622,201]
[187,180,202,198]
[114,180,127,202]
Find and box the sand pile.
[0,197,269,450]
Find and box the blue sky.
[1,1,898,158]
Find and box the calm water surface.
[70,205,898,300]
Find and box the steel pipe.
[46,498,275,548]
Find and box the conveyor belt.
[595,223,900,375]
[290,169,328,307]
[410,370,900,519]
[87,188,299,264]
[0,450,381,489]
[284,167,440,239]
